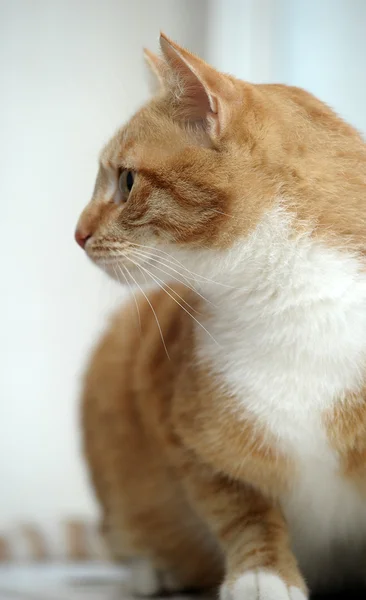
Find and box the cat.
[75,33,366,599]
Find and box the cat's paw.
[220,571,308,600]
[128,559,182,596]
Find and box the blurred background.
[1,0,366,562]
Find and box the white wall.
[207,0,279,83]
[0,0,208,529]
[208,0,366,134]
[275,0,366,135]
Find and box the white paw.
[220,571,308,600]
[128,559,182,596]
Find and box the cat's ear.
[159,32,234,138]
[143,48,167,93]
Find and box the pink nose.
[75,228,91,249]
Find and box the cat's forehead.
[101,103,177,161]
[100,99,208,168]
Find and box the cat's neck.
[198,208,365,318]
[194,208,366,387]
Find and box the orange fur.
[326,389,366,491]
[76,34,366,597]
[82,288,303,592]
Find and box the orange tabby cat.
[76,34,366,599]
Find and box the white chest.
[192,212,366,587]
[197,232,366,456]
[199,295,366,586]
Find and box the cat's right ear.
[143,48,166,94]
[159,33,236,139]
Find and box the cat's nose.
[75,228,91,249]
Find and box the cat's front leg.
[221,571,306,600]
[181,459,308,600]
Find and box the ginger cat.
[75,34,366,599]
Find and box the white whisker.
[129,249,215,308]
[128,241,236,289]
[129,241,196,275]
[126,255,220,347]
[129,247,194,286]
[123,261,170,360]
[132,258,202,315]
[127,252,201,315]
[112,258,142,334]
[117,264,142,334]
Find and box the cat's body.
[196,212,366,590]
[76,35,366,598]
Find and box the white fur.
[129,560,162,596]
[221,571,307,600]
[184,208,366,590]
[129,559,182,596]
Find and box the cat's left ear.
[159,32,235,138]
[143,48,167,93]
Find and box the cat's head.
[75,33,362,287]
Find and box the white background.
[1,0,366,530]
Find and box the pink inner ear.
[179,77,214,120]
[160,36,215,121]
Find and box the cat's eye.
[117,169,135,203]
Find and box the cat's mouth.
[85,238,194,290]
[85,241,159,287]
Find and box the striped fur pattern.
[75,34,366,598]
